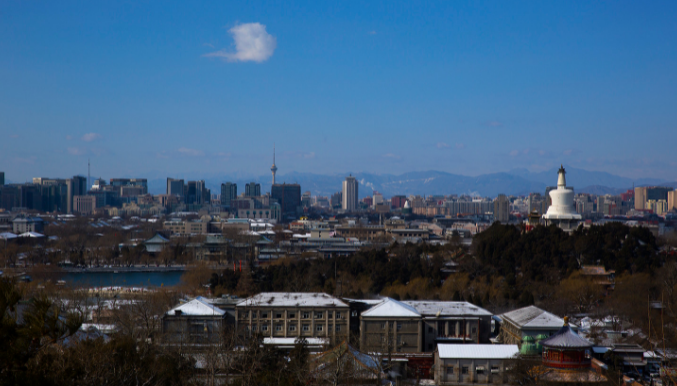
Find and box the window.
[327,311,333,318]
[397,323,402,331]
[335,325,341,332]
[446,367,454,375]
[261,325,268,331]
[316,325,323,332]
[302,312,310,319]
[275,313,282,319]
[241,311,249,318]
[476,367,484,375]
[461,367,469,375]
[381,323,386,330]
[472,327,477,334]
[261,312,268,318]
[490,366,500,374]
[315,312,323,319]
[302,324,310,331]
[288,312,296,319]
[351,310,358,317]
[276,324,283,331]
[289,325,297,332]
[428,344,433,350]
[252,324,257,331]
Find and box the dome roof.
[522,336,535,343]
[540,321,592,349]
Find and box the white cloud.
[178,147,205,157]
[455,143,466,149]
[81,133,101,142]
[538,150,546,156]
[204,23,276,63]
[509,150,519,156]
[66,135,73,140]
[68,147,86,156]
[368,30,377,35]
[436,142,450,149]
[382,153,402,160]
[563,149,573,156]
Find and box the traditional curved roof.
[540,324,592,349]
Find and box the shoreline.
[59,266,187,273]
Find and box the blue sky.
[1,1,677,182]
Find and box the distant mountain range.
[141,166,675,198]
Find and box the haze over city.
[2,1,677,181]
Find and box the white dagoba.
[542,165,581,231]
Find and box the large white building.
[542,166,581,231]
[342,175,358,212]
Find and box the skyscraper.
[167,178,185,197]
[271,183,301,218]
[245,182,261,197]
[271,145,278,185]
[342,175,358,212]
[67,176,87,214]
[494,194,510,223]
[0,172,4,186]
[221,182,237,207]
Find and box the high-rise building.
[330,191,342,209]
[342,175,358,212]
[391,195,407,209]
[110,178,148,192]
[73,195,97,215]
[271,183,301,218]
[245,182,261,197]
[0,172,4,186]
[221,182,237,207]
[185,180,209,205]
[668,191,677,212]
[67,176,87,214]
[167,178,185,197]
[635,186,673,210]
[494,194,510,223]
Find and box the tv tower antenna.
[88,159,91,191]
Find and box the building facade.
[236,293,350,345]
[342,176,358,212]
[271,183,301,219]
[221,182,237,207]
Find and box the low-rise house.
[359,298,493,353]
[434,344,518,385]
[12,216,44,234]
[236,292,350,346]
[499,306,572,345]
[162,297,227,344]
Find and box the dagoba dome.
[542,166,581,230]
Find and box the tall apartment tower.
[494,194,510,223]
[67,176,87,214]
[634,187,646,210]
[0,172,4,186]
[245,182,261,197]
[221,182,237,207]
[167,178,185,197]
[342,175,358,212]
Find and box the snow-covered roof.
[361,298,421,318]
[540,324,592,349]
[0,232,17,240]
[238,293,349,308]
[18,232,44,238]
[404,301,492,317]
[438,344,519,359]
[263,337,328,346]
[500,306,572,329]
[167,297,226,316]
[342,298,384,305]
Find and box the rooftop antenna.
[88,159,91,192]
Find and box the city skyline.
[2,2,677,181]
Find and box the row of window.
[247,324,342,332]
[446,366,500,375]
[242,311,343,319]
